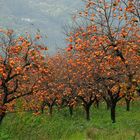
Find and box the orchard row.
[0,0,140,124]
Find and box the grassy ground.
[0,101,140,140]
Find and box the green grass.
[0,101,140,140]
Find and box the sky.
[0,0,82,53]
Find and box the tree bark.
[111,102,116,123]
[41,104,45,114]
[0,109,6,125]
[106,102,110,110]
[125,98,130,111]
[84,105,90,121]
[0,115,5,125]
[95,99,99,109]
[0,105,6,125]
[41,101,47,114]
[49,105,53,116]
[69,106,73,116]
[103,97,110,110]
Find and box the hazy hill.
[0,0,82,53]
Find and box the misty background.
[0,0,83,53]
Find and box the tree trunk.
[49,105,53,116]
[84,105,90,121]
[0,105,6,125]
[111,103,116,123]
[41,106,44,114]
[125,98,130,111]
[106,102,110,110]
[69,106,73,116]
[0,114,5,125]
[0,109,6,125]
[104,100,110,110]
[95,99,99,109]
[103,97,110,110]
[41,102,46,114]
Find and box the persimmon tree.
[79,0,140,111]
[60,57,78,116]
[76,53,101,120]
[0,29,47,124]
[66,21,139,123]
[66,32,101,120]
[34,53,66,116]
